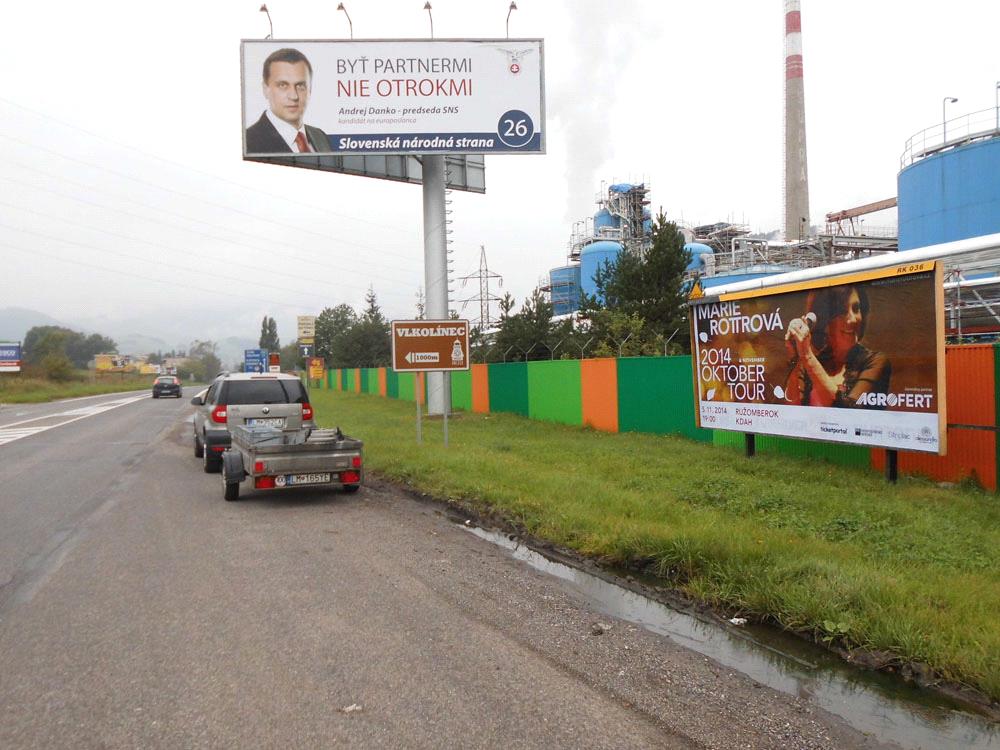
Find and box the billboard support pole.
[885,449,898,483]
[745,433,756,458]
[422,154,450,416]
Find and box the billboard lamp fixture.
[423,2,433,39]
[506,1,517,38]
[336,3,353,39]
[259,4,273,39]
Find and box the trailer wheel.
[342,484,361,494]
[194,434,204,458]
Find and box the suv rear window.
[221,379,308,405]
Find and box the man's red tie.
[294,132,310,153]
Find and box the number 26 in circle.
[497,110,534,148]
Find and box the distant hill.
[0,307,68,342]
[0,307,256,368]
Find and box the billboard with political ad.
[241,39,544,156]
[690,261,946,454]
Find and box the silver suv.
[191,372,316,473]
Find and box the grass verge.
[312,389,1000,704]
[0,373,156,403]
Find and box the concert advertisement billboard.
[690,261,946,454]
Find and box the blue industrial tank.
[898,137,1000,250]
[580,241,622,301]
[549,265,582,316]
[593,208,618,230]
[684,242,713,273]
[609,183,634,193]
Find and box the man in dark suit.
[245,48,329,154]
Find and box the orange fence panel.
[580,358,618,433]
[944,344,995,426]
[471,364,490,413]
[378,368,387,397]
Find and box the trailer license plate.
[246,418,284,427]
[280,473,331,486]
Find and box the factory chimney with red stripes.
[784,0,810,242]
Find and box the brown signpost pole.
[416,372,423,445]
[391,320,471,446]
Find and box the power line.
[0,240,313,311]
[0,130,423,266]
[0,96,425,241]
[0,198,406,300]
[0,221,415,307]
[0,168,419,288]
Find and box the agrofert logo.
[856,391,934,408]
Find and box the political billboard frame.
[689,260,947,455]
[240,38,545,158]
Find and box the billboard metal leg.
[885,449,898,483]
[745,433,756,458]
[421,154,450,416]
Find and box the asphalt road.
[0,391,887,749]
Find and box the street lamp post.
[423,2,433,38]
[259,4,273,38]
[506,1,517,38]
[336,2,353,38]
[942,96,958,144]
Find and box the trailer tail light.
[351,456,362,469]
[255,476,276,489]
[254,461,265,473]
[340,470,360,484]
[211,445,226,453]
[211,405,227,424]
[302,403,313,420]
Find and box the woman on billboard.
[783,285,891,408]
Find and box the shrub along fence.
[320,343,1000,491]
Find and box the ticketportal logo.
[856,392,934,408]
[820,422,848,435]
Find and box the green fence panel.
[386,368,399,399]
[712,430,871,467]
[617,356,711,441]
[527,360,582,425]
[344,369,356,392]
[326,369,334,389]
[359,368,370,393]
[487,362,529,416]
[397,372,416,402]
[451,370,472,412]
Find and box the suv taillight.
[302,403,313,420]
[211,405,228,424]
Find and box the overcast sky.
[1,0,998,348]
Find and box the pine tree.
[259,315,280,351]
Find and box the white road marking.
[0,395,149,447]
